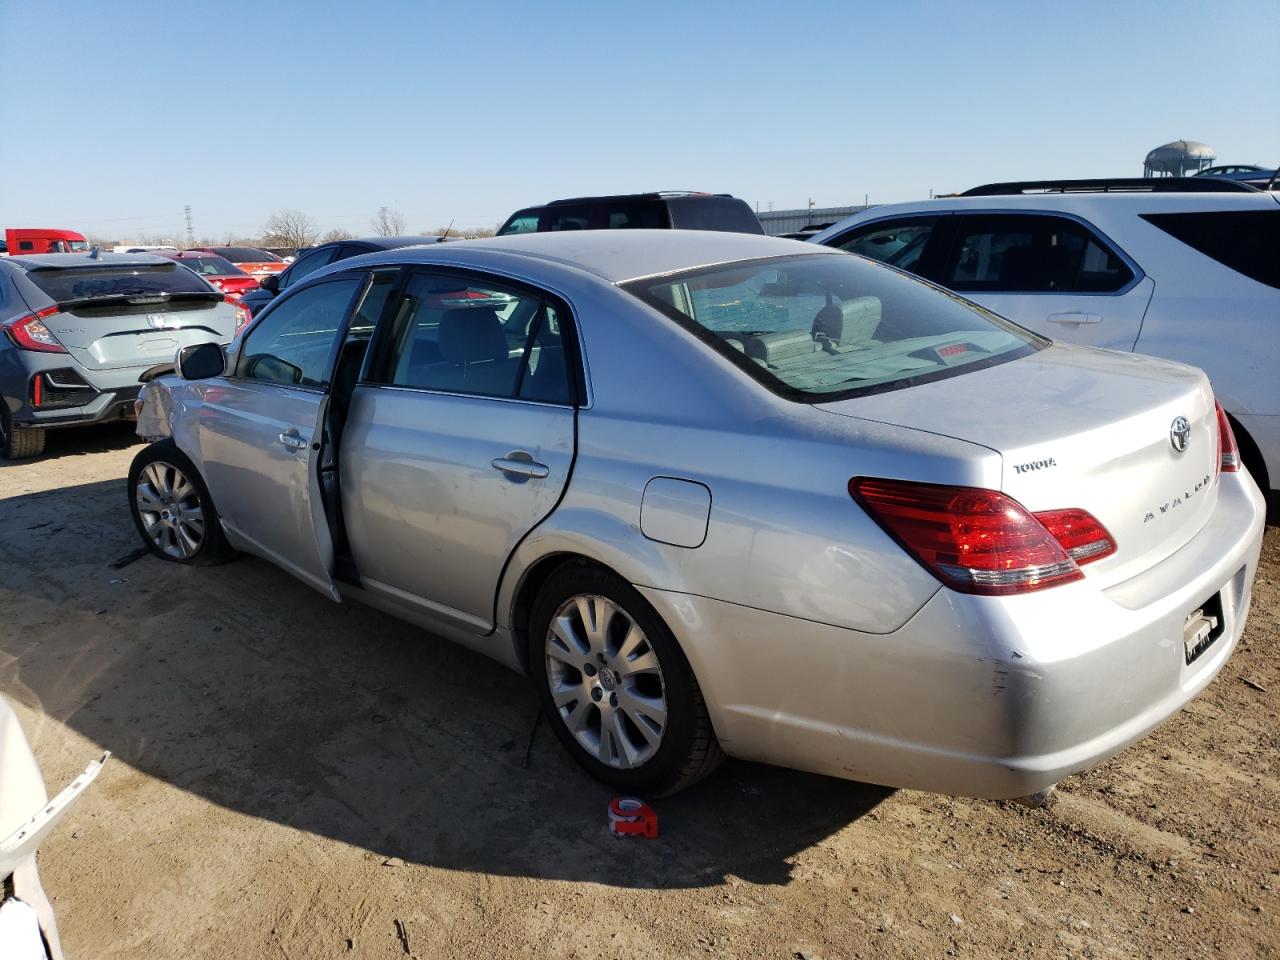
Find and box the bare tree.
[262,209,319,249]
[426,224,497,239]
[371,206,407,237]
[320,227,355,243]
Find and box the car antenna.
[441,219,455,241]
[89,246,101,259]
[1266,164,1279,193]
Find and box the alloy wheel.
[544,594,668,769]
[135,461,206,560]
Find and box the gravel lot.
[2,423,1277,959]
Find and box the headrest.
[439,307,508,363]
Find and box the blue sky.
[1,1,1276,241]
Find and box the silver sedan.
[130,231,1266,798]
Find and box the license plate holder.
[1183,591,1225,666]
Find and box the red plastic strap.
[608,796,659,838]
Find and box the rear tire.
[0,408,45,460]
[128,440,236,565]
[529,562,724,797]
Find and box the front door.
[940,213,1154,352]
[194,275,365,597]
[340,270,579,632]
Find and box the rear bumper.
[5,356,145,430]
[642,470,1266,799]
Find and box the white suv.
[809,180,1280,496]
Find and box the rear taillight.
[3,306,67,353]
[1033,508,1117,564]
[1215,402,1240,473]
[850,478,1115,596]
[223,296,251,332]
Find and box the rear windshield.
[212,246,279,262]
[176,255,244,276]
[624,253,1041,401]
[497,209,541,235]
[1140,210,1280,289]
[26,263,217,302]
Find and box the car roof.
[333,229,833,284]
[546,192,734,206]
[808,191,1280,242]
[353,235,443,249]
[0,251,175,270]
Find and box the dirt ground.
[1,423,1277,960]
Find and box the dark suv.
[497,192,763,236]
[238,235,442,316]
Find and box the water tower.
[1143,140,1216,177]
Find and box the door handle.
[491,453,549,480]
[278,430,308,451]
[1048,311,1102,325]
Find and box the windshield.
[624,253,1042,401]
[68,240,91,252]
[176,255,244,277]
[26,263,217,302]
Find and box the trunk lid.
[818,343,1220,585]
[48,299,238,370]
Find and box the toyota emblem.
[1170,416,1191,454]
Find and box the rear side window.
[666,196,764,234]
[237,278,360,387]
[944,214,1133,293]
[831,217,939,274]
[1141,210,1280,289]
[25,263,215,302]
[370,274,572,404]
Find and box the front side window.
[237,277,360,387]
[543,206,590,232]
[944,214,1133,293]
[282,247,338,289]
[833,217,938,275]
[625,253,1041,400]
[370,273,572,403]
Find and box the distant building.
[756,205,873,236]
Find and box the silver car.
[129,231,1266,799]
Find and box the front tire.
[529,562,724,796]
[128,440,236,565]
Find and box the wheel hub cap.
[544,594,668,770]
[135,461,206,560]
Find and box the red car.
[152,250,261,302]
[192,245,286,279]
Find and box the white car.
[808,180,1280,497]
[1,695,107,959]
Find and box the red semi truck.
[1,228,90,255]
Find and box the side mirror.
[177,342,226,380]
[259,273,281,294]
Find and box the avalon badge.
[1170,416,1191,454]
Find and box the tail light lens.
[1215,402,1240,473]
[3,306,67,353]
[850,478,1116,596]
[224,297,252,332]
